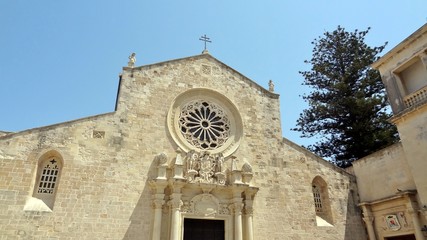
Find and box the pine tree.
[293,26,399,167]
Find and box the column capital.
[153,199,165,209]
[244,199,254,215]
[244,206,254,215]
[407,209,419,216]
[363,216,374,223]
[168,199,183,209]
[229,202,244,214]
[152,193,165,209]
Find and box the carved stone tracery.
[167,89,243,157]
[179,100,231,150]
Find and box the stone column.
[362,216,376,240]
[232,200,243,240]
[169,193,183,240]
[230,185,247,240]
[244,200,254,240]
[360,204,377,240]
[408,209,425,240]
[244,187,258,240]
[150,180,167,240]
[152,195,165,240]
[405,194,426,240]
[168,180,185,240]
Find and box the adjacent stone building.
[351,23,427,240]
[0,50,366,239]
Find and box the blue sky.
[0,1,426,147]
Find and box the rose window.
[179,100,230,150]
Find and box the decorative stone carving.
[385,214,401,231]
[241,160,253,173]
[156,153,168,166]
[152,199,165,209]
[154,153,168,180]
[244,199,254,215]
[231,156,238,171]
[231,157,243,184]
[168,199,183,210]
[187,194,221,217]
[184,150,227,185]
[219,203,230,215]
[245,206,254,215]
[128,53,136,67]
[398,211,408,227]
[181,201,192,214]
[172,148,185,179]
[167,88,243,157]
[229,202,244,214]
[242,160,253,185]
[179,100,231,150]
[268,80,274,92]
[362,216,374,224]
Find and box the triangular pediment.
[120,53,278,99]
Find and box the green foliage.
[293,26,399,168]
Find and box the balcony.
[403,85,427,109]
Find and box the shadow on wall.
[344,188,367,240]
[122,155,158,240]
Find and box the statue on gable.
[128,53,136,67]
[268,79,275,92]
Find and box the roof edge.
[281,137,356,179]
[0,112,115,140]
[372,23,427,69]
[122,53,280,99]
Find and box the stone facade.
[0,53,366,239]
[352,23,427,240]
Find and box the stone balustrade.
[403,85,427,109]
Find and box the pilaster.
[149,180,168,240]
[405,194,426,240]
[168,180,185,240]
[360,204,377,240]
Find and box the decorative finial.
[199,34,212,54]
[128,53,136,67]
[268,80,275,92]
[231,156,238,171]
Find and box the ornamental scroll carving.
[181,194,230,217]
[185,150,226,185]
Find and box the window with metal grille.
[313,185,323,212]
[37,159,59,194]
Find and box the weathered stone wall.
[352,143,416,202]
[0,54,366,239]
[394,108,427,209]
[250,138,365,240]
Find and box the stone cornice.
[372,23,427,69]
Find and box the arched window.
[32,150,63,210]
[312,185,323,213]
[312,176,333,226]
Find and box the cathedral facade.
[0,52,366,239]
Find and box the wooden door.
[183,218,225,240]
